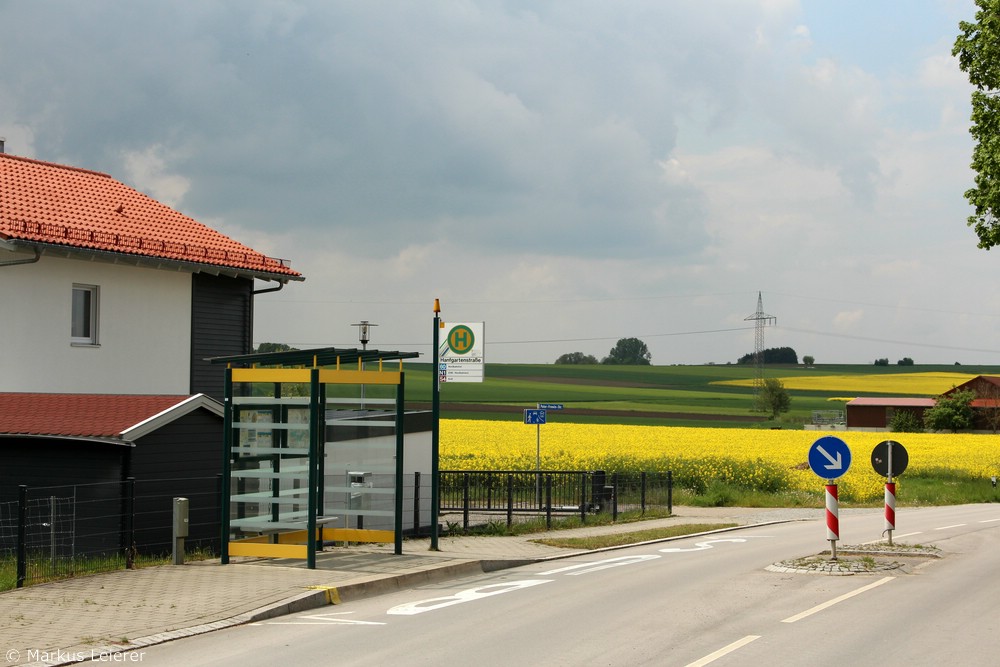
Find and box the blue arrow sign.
[524,409,547,425]
[808,435,852,479]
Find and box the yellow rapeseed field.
[713,372,973,395]
[441,419,1000,502]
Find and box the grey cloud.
[0,1,796,260]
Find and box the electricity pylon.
[744,292,776,409]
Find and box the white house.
[0,150,304,398]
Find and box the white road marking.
[659,538,748,553]
[537,554,660,576]
[935,524,967,530]
[979,518,1000,523]
[861,531,922,544]
[684,635,761,667]
[781,577,894,624]
[252,611,386,626]
[386,580,550,616]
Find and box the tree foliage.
[737,346,798,365]
[802,355,815,366]
[889,409,924,433]
[254,342,297,354]
[897,357,915,366]
[602,338,652,365]
[923,389,977,433]
[555,351,599,365]
[954,2,1000,248]
[874,358,890,366]
[758,377,791,419]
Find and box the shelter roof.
[0,393,222,443]
[0,152,302,282]
[209,346,420,368]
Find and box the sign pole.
[826,483,840,560]
[885,441,895,546]
[430,299,441,551]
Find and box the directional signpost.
[526,404,563,507]
[808,435,852,560]
[871,440,908,546]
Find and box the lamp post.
[351,321,377,410]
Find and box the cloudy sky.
[2,0,994,366]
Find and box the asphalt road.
[106,505,1000,667]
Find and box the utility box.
[173,497,190,538]
[172,497,189,565]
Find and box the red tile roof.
[0,393,195,439]
[0,152,301,280]
[846,397,936,407]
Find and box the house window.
[71,284,100,345]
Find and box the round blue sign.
[808,435,852,480]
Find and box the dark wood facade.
[190,273,254,401]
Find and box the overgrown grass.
[444,507,674,537]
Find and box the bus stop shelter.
[211,347,419,568]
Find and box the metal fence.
[0,477,220,590]
[2,470,672,589]
[439,470,673,531]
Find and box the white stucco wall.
[0,251,192,394]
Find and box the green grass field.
[398,362,1000,428]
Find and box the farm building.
[845,375,1000,431]
[845,397,935,431]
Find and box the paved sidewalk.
[1,507,819,667]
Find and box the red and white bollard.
[884,481,896,546]
[826,483,839,559]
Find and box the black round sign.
[871,440,909,477]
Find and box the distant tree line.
[874,357,914,366]
[555,337,651,365]
[737,347,798,365]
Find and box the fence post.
[641,471,647,515]
[667,470,673,515]
[610,472,617,519]
[16,485,27,588]
[462,472,470,531]
[506,474,514,528]
[545,474,552,530]
[413,471,421,537]
[49,496,57,571]
[580,473,587,524]
[125,478,136,569]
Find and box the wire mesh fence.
[1,477,221,590]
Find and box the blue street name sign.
[538,403,564,410]
[524,409,547,425]
[808,435,852,479]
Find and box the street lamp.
[351,320,377,350]
[351,321,377,411]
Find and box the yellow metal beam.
[323,528,395,543]
[231,368,312,383]
[228,542,309,559]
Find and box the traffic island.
[767,543,941,575]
